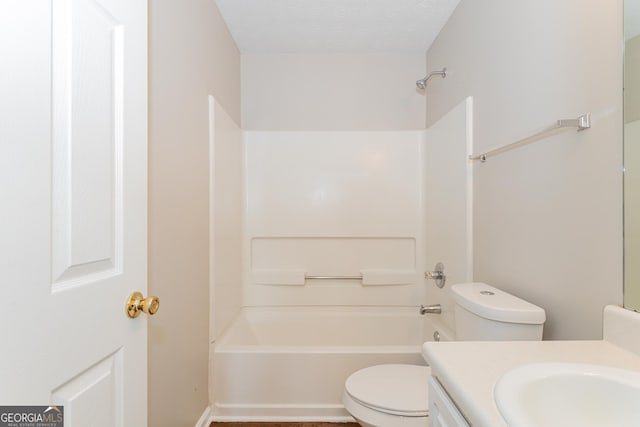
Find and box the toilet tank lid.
[451,283,546,324]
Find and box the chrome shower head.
[416,67,447,90]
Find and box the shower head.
[416,67,447,90]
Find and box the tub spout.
[420,304,442,315]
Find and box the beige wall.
[148,0,240,426]
[626,35,640,124]
[242,53,426,130]
[427,0,623,339]
[625,31,640,310]
[625,120,640,310]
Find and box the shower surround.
[208,100,473,422]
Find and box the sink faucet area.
[494,362,640,427]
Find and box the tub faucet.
[420,304,442,315]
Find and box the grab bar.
[468,113,591,162]
[249,271,415,285]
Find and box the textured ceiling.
[215,0,461,53]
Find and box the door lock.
[126,291,160,318]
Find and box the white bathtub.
[211,306,453,422]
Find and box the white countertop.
[422,340,640,427]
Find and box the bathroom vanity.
[422,306,640,427]
[428,375,470,427]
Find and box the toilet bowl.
[342,283,546,427]
[343,364,430,427]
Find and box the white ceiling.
[215,0,461,53]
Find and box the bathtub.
[211,306,453,422]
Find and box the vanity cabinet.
[428,376,470,427]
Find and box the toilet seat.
[344,364,430,417]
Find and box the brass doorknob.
[126,291,160,318]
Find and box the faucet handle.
[425,262,446,288]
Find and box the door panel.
[52,350,124,427]
[52,0,125,286]
[0,1,147,426]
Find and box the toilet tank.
[451,283,545,341]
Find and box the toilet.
[342,282,546,427]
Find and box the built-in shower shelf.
[250,236,416,287]
[253,268,416,286]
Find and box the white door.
[0,1,149,426]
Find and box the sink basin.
[494,363,640,427]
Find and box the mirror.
[624,0,640,310]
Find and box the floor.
[210,423,360,427]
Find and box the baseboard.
[195,406,213,427]
[210,402,354,423]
